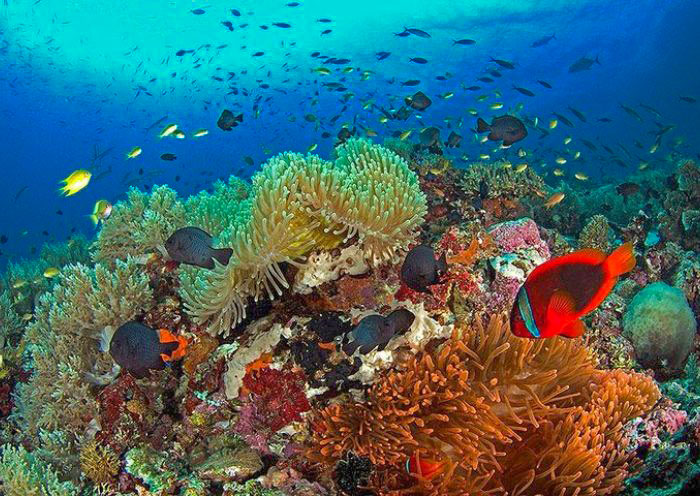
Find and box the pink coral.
[627,400,689,452]
[487,217,550,258]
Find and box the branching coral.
[93,185,186,264]
[12,257,153,443]
[0,444,78,496]
[459,161,545,200]
[310,314,660,496]
[579,214,612,252]
[182,139,426,336]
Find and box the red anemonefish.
[405,452,445,481]
[510,242,635,339]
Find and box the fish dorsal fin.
[560,319,586,338]
[546,289,577,322]
[568,248,606,264]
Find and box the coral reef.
[579,214,612,251]
[182,139,426,336]
[310,314,660,496]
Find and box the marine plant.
[181,139,426,336]
[310,314,660,496]
[93,184,187,264]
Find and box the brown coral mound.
[310,315,659,496]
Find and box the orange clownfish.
[405,452,445,481]
[510,242,635,339]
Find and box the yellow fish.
[638,161,649,171]
[553,168,565,176]
[467,108,478,116]
[158,124,178,138]
[342,67,354,73]
[549,119,558,129]
[479,136,489,144]
[193,129,209,137]
[476,95,489,102]
[479,153,490,160]
[365,128,378,137]
[11,279,27,289]
[89,199,113,226]
[515,163,528,173]
[307,143,318,152]
[489,102,504,110]
[43,267,60,278]
[173,130,186,139]
[441,92,454,99]
[399,130,412,140]
[379,116,388,124]
[555,157,567,165]
[312,67,331,75]
[573,151,581,159]
[563,136,572,145]
[574,172,589,181]
[517,148,527,158]
[126,147,142,159]
[21,313,33,322]
[59,169,91,196]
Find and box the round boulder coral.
[623,282,696,373]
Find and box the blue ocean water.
[0,0,698,265]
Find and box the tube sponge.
[181,139,426,336]
[623,282,697,372]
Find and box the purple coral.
[487,217,550,259]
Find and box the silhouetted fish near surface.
[569,55,600,72]
[160,153,177,161]
[453,38,476,45]
[165,226,233,269]
[376,51,391,60]
[401,245,447,293]
[401,79,420,86]
[680,96,696,103]
[404,27,431,38]
[409,57,428,64]
[490,57,515,69]
[513,85,535,96]
[109,321,188,378]
[217,109,243,130]
[476,115,527,147]
[568,106,587,122]
[537,80,552,88]
[531,33,556,47]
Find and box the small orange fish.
[158,329,189,362]
[544,192,565,208]
[405,452,445,481]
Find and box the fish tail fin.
[342,340,360,356]
[437,252,448,273]
[212,247,233,266]
[604,242,636,278]
[476,118,490,133]
[89,214,99,226]
[158,329,188,361]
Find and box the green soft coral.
[0,444,79,496]
[12,257,153,441]
[93,185,186,264]
[0,290,24,377]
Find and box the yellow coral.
[182,140,426,336]
[80,440,120,485]
[310,314,660,496]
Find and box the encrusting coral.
[181,139,426,336]
[310,314,660,496]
